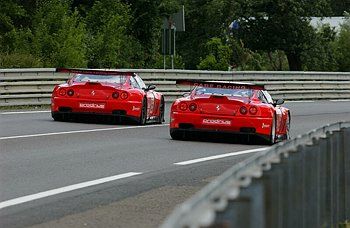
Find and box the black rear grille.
[112,110,127,116]
[58,107,72,112]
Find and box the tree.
[86,0,143,68]
[301,25,338,71]
[334,16,350,71]
[176,0,233,69]
[229,0,330,70]
[32,0,87,67]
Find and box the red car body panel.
[51,68,164,124]
[170,80,290,143]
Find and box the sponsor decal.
[91,90,96,96]
[193,82,247,90]
[216,105,221,111]
[132,106,140,111]
[203,119,231,125]
[262,123,270,129]
[79,103,105,109]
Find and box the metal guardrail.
[161,121,350,228]
[1,68,350,106]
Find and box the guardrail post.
[282,148,304,228]
[303,139,321,227]
[214,179,265,228]
[343,127,350,220]
[261,161,284,228]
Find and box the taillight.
[58,88,66,96]
[120,92,128,99]
[179,102,188,111]
[240,106,248,115]
[189,103,197,111]
[67,89,74,96]
[249,106,258,115]
[112,92,119,99]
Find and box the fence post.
[343,127,350,220]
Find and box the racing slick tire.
[156,96,165,124]
[268,114,277,145]
[170,129,184,140]
[138,97,147,125]
[52,112,64,121]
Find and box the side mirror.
[144,84,156,91]
[273,99,284,106]
[182,92,190,97]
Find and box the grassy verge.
[0,105,51,111]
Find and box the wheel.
[156,96,165,124]
[138,97,147,125]
[170,129,184,140]
[268,114,276,145]
[52,112,64,121]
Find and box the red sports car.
[51,68,165,124]
[170,80,290,144]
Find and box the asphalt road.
[1,100,350,228]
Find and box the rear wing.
[56,68,134,76]
[176,79,265,90]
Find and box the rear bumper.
[170,111,273,138]
[51,97,142,119]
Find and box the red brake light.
[67,89,74,96]
[189,103,197,111]
[179,102,188,111]
[58,88,66,96]
[112,92,119,99]
[249,106,258,115]
[240,106,248,115]
[120,92,128,99]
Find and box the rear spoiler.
[56,68,134,76]
[176,79,265,90]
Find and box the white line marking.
[0,124,169,140]
[286,101,315,103]
[174,147,268,165]
[0,110,50,115]
[330,99,350,102]
[0,172,142,210]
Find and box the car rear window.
[194,87,254,98]
[73,74,127,84]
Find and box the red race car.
[51,68,165,124]
[170,80,290,144]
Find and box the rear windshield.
[194,86,254,98]
[73,74,127,84]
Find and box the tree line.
[0,0,349,71]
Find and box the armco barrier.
[161,121,350,228]
[1,68,350,106]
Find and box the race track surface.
[1,100,350,228]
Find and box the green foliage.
[86,0,141,68]
[334,16,350,71]
[153,53,185,69]
[32,0,87,67]
[0,52,42,68]
[301,25,338,71]
[177,0,232,69]
[198,38,232,71]
[230,0,331,70]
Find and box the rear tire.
[268,114,276,145]
[138,97,147,125]
[52,112,64,121]
[170,129,184,140]
[157,96,165,124]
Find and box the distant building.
[310,17,347,31]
